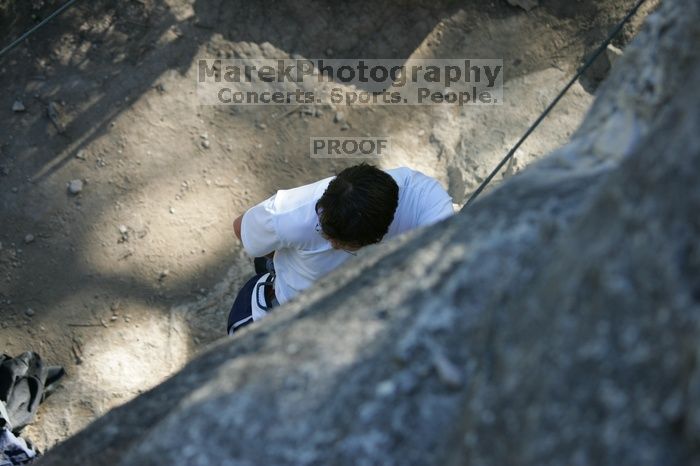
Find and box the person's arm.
[233,212,274,259]
[235,196,283,257]
[233,214,243,241]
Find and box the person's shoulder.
[386,166,415,180]
[272,175,333,214]
[391,166,453,222]
[270,175,333,246]
[386,166,440,190]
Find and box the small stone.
[118,224,129,234]
[417,129,426,137]
[75,150,87,160]
[68,179,83,195]
[159,269,170,280]
[169,206,175,214]
[334,111,345,124]
[110,316,118,321]
[12,100,25,112]
[24,234,35,244]
[257,123,267,130]
[25,308,35,317]
[201,140,210,149]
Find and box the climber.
[227,163,454,335]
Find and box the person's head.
[315,163,399,252]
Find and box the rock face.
[38,1,700,465]
[506,0,539,12]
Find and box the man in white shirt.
[227,163,454,335]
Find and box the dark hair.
[316,163,399,248]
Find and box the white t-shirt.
[240,167,454,304]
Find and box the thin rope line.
[464,0,648,207]
[0,0,80,59]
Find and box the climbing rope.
[464,0,648,207]
[0,0,80,59]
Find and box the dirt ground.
[0,0,656,452]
